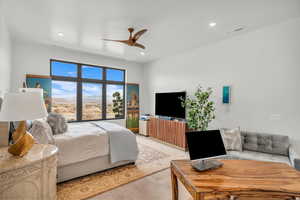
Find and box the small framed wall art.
[222,86,231,104]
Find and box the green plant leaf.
[181,85,216,131]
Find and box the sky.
[52,61,124,101]
[51,61,124,81]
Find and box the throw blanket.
[92,121,139,164]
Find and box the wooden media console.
[148,118,187,150]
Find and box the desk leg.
[171,169,178,200]
[195,193,205,200]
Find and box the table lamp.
[0,90,48,156]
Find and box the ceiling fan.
[103,27,147,49]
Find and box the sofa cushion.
[227,150,291,166]
[241,131,290,156]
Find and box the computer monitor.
[186,130,227,171]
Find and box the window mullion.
[77,64,82,121]
[102,68,107,120]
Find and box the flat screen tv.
[155,92,186,119]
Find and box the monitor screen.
[186,130,226,160]
[155,92,186,119]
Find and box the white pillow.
[220,127,242,151]
[29,119,55,144]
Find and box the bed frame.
[57,154,134,183]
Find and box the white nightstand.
[0,144,58,200]
[139,120,149,136]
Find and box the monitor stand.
[191,159,223,171]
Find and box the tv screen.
[186,130,227,160]
[155,92,186,119]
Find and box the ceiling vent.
[233,26,245,32]
[227,26,246,35]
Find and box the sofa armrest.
[289,140,300,171]
[294,158,300,171]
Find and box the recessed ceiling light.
[140,52,145,56]
[58,32,64,37]
[209,22,216,27]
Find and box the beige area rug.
[57,136,187,200]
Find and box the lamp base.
[8,121,34,157]
[191,159,223,171]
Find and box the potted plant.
[180,86,215,131]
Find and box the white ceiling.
[3,0,300,63]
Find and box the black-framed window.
[50,59,125,122]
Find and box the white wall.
[144,18,300,140]
[0,1,11,93]
[0,0,11,147]
[11,40,145,125]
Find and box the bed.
[53,121,138,182]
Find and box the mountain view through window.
[51,60,125,121]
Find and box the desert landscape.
[52,97,117,121]
[52,97,77,121]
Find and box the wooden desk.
[171,160,300,200]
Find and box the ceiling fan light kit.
[103,27,147,49]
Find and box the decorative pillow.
[220,127,242,151]
[29,119,55,144]
[47,112,68,135]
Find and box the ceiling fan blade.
[133,43,146,49]
[133,29,147,41]
[103,39,124,42]
[103,39,131,45]
[103,39,117,41]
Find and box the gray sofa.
[224,131,300,170]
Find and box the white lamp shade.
[0,92,48,121]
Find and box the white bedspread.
[54,122,108,167]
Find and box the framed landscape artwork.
[126,83,139,133]
[26,74,52,112]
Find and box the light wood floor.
[88,135,191,200]
[88,168,191,200]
